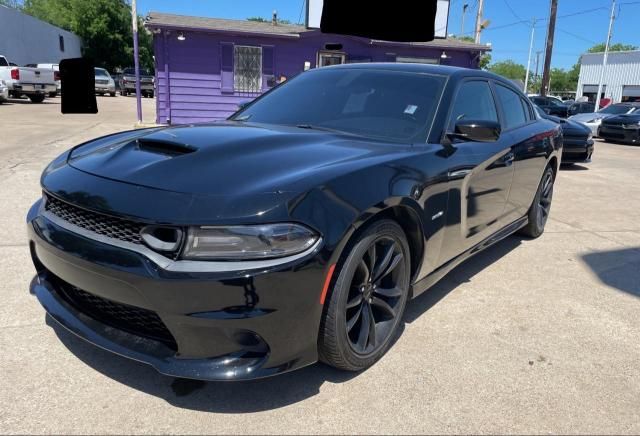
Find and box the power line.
[556,28,598,44]
[297,0,305,25]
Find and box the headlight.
[182,223,319,260]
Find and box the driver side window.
[449,81,498,131]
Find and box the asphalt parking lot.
[1,96,639,434]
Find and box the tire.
[520,165,555,238]
[110,92,116,97]
[149,91,154,98]
[48,92,57,98]
[319,219,411,371]
[28,94,45,103]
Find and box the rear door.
[438,79,516,264]
[494,83,552,220]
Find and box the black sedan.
[598,112,640,144]
[529,95,570,118]
[568,101,596,117]
[536,106,594,164]
[27,64,561,380]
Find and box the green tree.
[587,42,637,53]
[488,60,527,81]
[22,0,153,72]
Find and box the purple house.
[145,12,491,125]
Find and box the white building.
[0,5,82,66]
[576,50,640,103]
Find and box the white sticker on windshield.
[404,104,418,115]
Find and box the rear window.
[0,57,8,67]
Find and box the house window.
[317,51,346,67]
[59,35,65,52]
[234,46,262,93]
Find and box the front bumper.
[123,83,154,91]
[27,200,326,380]
[95,84,115,93]
[561,138,594,163]
[599,125,640,144]
[583,122,600,137]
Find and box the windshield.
[231,68,446,143]
[95,69,109,77]
[599,105,633,115]
[548,97,565,106]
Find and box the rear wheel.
[520,166,555,238]
[110,92,116,97]
[319,219,410,371]
[28,94,45,103]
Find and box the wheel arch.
[328,201,425,285]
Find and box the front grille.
[53,275,177,350]
[95,79,109,84]
[44,194,144,244]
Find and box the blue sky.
[137,0,639,70]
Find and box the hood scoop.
[136,138,197,156]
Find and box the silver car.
[569,103,640,136]
[94,68,116,96]
[0,79,8,103]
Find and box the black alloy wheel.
[536,169,554,230]
[319,219,410,371]
[521,166,555,238]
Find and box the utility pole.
[595,0,616,110]
[535,50,542,80]
[524,18,537,94]
[540,0,558,96]
[131,0,142,124]
[474,0,484,44]
[461,3,469,36]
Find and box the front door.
[438,79,515,264]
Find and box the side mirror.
[447,119,501,143]
[237,100,252,110]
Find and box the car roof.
[317,63,522,91]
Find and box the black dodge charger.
[27,64,562,380]
[598,112,640,144]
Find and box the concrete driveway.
[1,97,639,434]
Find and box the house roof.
[146,12,309,38]
[145,11,492,51]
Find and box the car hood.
[66,122,414,197]
[570,112,614,122]
[603,113,640,124]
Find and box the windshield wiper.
[234,114,252,122]
[294,124,355,135]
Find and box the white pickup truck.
[0,55,57,103]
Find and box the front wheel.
[520,166,555,238]
[319,219,410,371]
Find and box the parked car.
[119,67,154,97]
[568,101,595,117]
[27,64,562,380]
[569,103,640,136]
[0,55,56,103]
[529,95,569,118]
[24,63,60,97]
[598,111,640,144]
[0,79,8,103]
[535,105,594,164]
[94,68,116,96]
